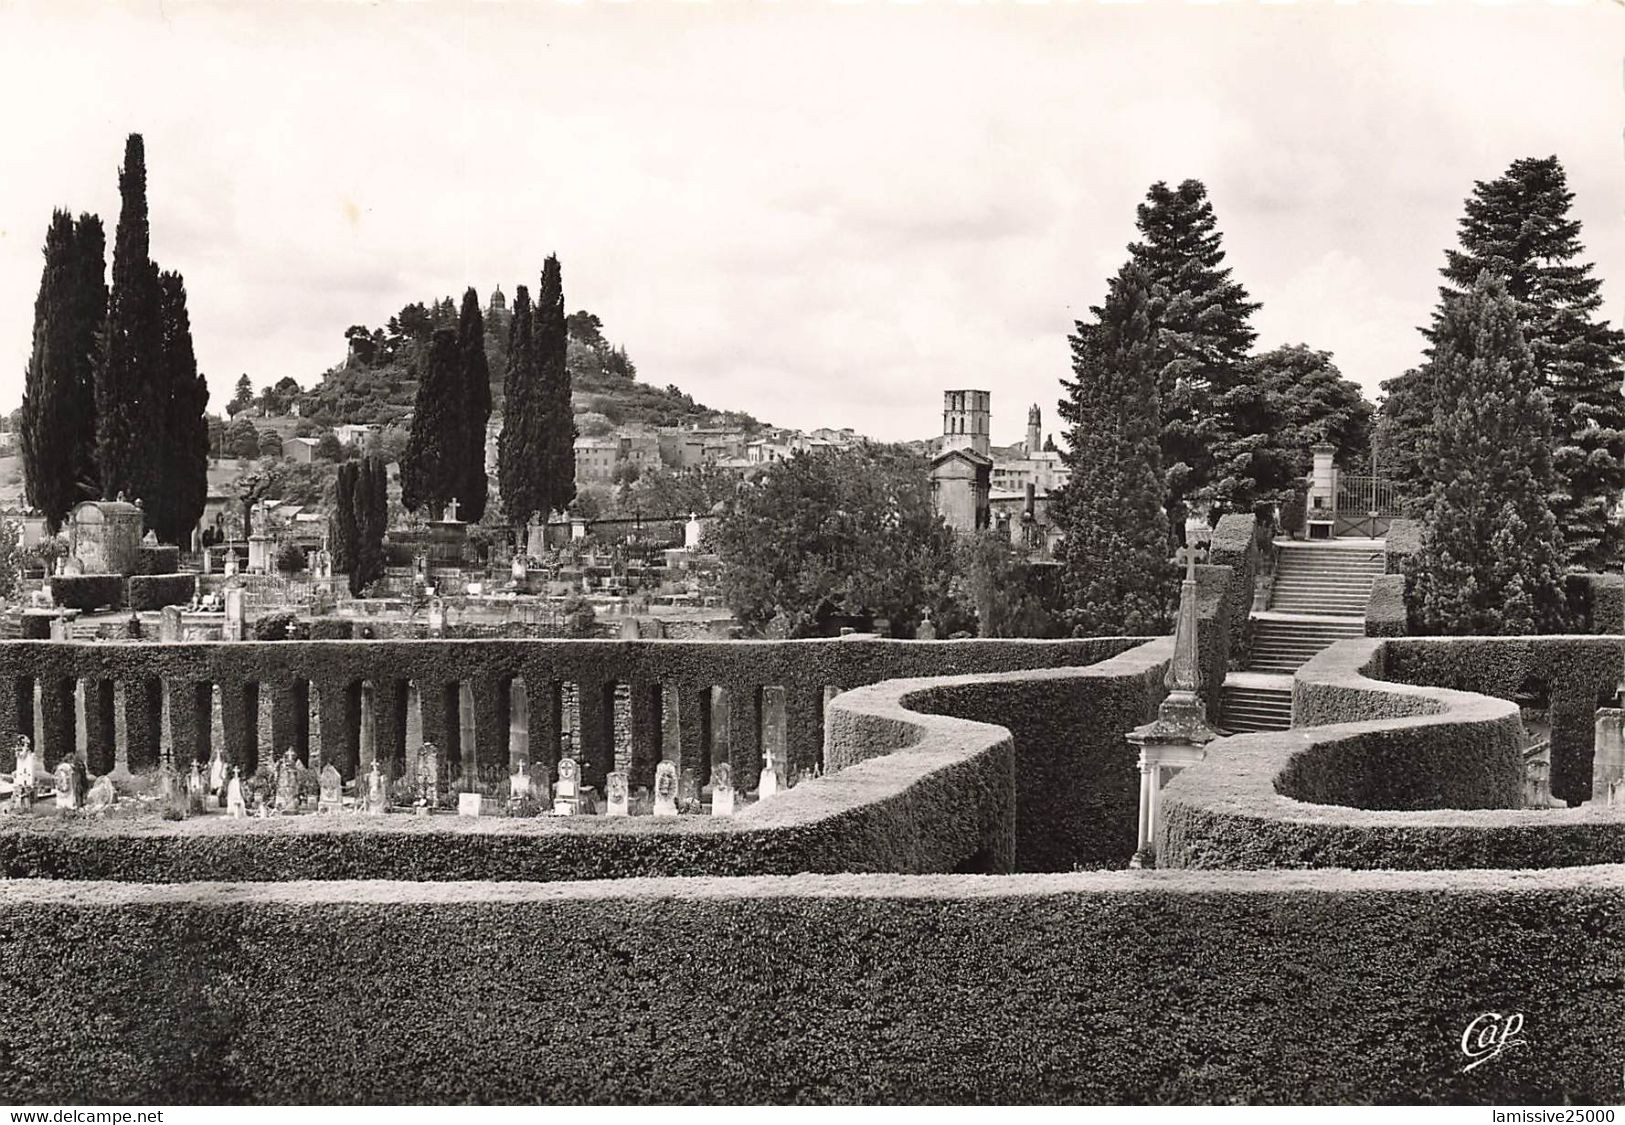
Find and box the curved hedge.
[0,866,1617,1104]
[1158,636,1625,870]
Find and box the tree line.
[20,134,210,543]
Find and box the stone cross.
[445,497,459,523]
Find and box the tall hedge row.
[0,868,1617,1104]
[127,573,196,610]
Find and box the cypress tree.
[399,327,462,517]
[1382,157,1625,565]
[348,454,388,597]
[1407,274,1568,635]
[1125,180,1259,532]
[21,211,104,533]
[96,133,164,510]
[498,284,543,532]
[332,461,358,575]
[535,255,576,517]
[1052,262,1175,635]
[456,288,491,523]
[149,271,210,545]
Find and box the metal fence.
[1335,475,1400,517]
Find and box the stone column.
[508,678,530,770]
[358,681,378,776]
[1593,709,1624,805]
[404,680,426,774]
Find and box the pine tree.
[498,284,544,532]
[96,134,165,509]
[149,271,209,545]
[399,327,462,516]
[456,288,491,523]
[1407,274,1568,635]
[1052,262,1175,635]
[1383,157,1625,565]
[21,211,104,533]
[535,256,576,517]
[227,374,254,415]
[1125,180,1260,531]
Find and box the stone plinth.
[68,499,143,577]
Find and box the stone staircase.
[1220,540,1385,733]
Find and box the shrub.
[1279,485,1307,537]
[275,541,307,574]
[49,574,124,611]
[251,612,298,641]
[136,545,180,576]
[1364,574,1407,638]
[127,574,196,611]
[306,617,353,641]
[1562,571,1623,635]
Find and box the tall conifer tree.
[1052,263,1175,635]
[535,256,575,517]
[1125,180,1259,532]
[399,327,462,516]
[150,271,210,545]
[498,284,544,532]
[1407,274,1568,635]
[1381,157,1624,566]
[96,134,164,510]
[456,288,491,523]
[21,211,104,532]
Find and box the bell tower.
[942,389,991,458]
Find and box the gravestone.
[201,549,213,576]
[509,761,533,809]
[208,745,228,797]
[365,761,388,816]
[711,761,734,817]
[428,598,446,637]
[917,613,937,641]
[53,760,85,810]
[226,767,247,818]
[275,749,301,814]
[85,774,117,813]
[418,741,444,809]
[223,587,245,641]
[157,755,188,819]
[653,760,679,816]
[554,756,580,815]
[224,549,239,577]
[318,763,343,813]
[10,736,38,809]
[678,767,699,814]
[187,761,208,814]
[606,770,629,816]
[458,791,484,817]
[758,745,780,800]
[160,605,183,643]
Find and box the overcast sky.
[0,1,1621,445]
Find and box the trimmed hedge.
[0,868,1617,1104]
[127,573,196,611]
[1364,574,1407,637]
[0,636,1147,882]
[1158,637,1625,870]
[1382,635,1619,802]
[1563,571,1623,635]
[1385,518,1422,574]
[137,544,180,576]
[19,613,54,641]
[1207,513,1257,669]
[50,574,124,611]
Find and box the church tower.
[942,389,991,458]
[1026,404,1042,457]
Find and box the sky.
[0,1,1621,447]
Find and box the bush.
[306,617,353,640]
[252,612,299,641]
[1563,571,1623,635]
[50,574,124,611]
[275,542,307,574]
[1364,574,1407,637]
[128,574,196,611]
[1279,486,1307,537]
[137,545,180,576]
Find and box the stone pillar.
[358,681,378,776]
[1306,441,1337,532]
[1592,709,1624,805]
[458,680,480,784]
[74,680,89,760]
[223,588,245,642]
[404,680,426,772]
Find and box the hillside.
[292,297,765,435]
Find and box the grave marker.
[458,791,484,817]
[711,761,734,817]
[53,760,85,810]
[318,763,343,813]
[226,767,247,818]
[187,761,208,814]
[653,760,679,816]
[274,749,301,814]
[606,770,629,816]
[86,774,117,813]
[365,761,388,816]
[554,756,581,814]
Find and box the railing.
[1335,475,1400,517]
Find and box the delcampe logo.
[1461,1011,1527,1073]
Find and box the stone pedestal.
[247,535,271,574]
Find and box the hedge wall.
[1385,518,1421,575]
[0,867,1617,1104]
[1364,574,1407,638]
[1158,637,1625,870]
[1563,571,1623,635]
[1381,636,1619,803]
[1207,513,1257,670]
[50,574,124,611]
[137,544,180,576]
[0,636,1149,882]
[828,637,1169,871]
[128,573,196,611]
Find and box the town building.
[929,389,992,533]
